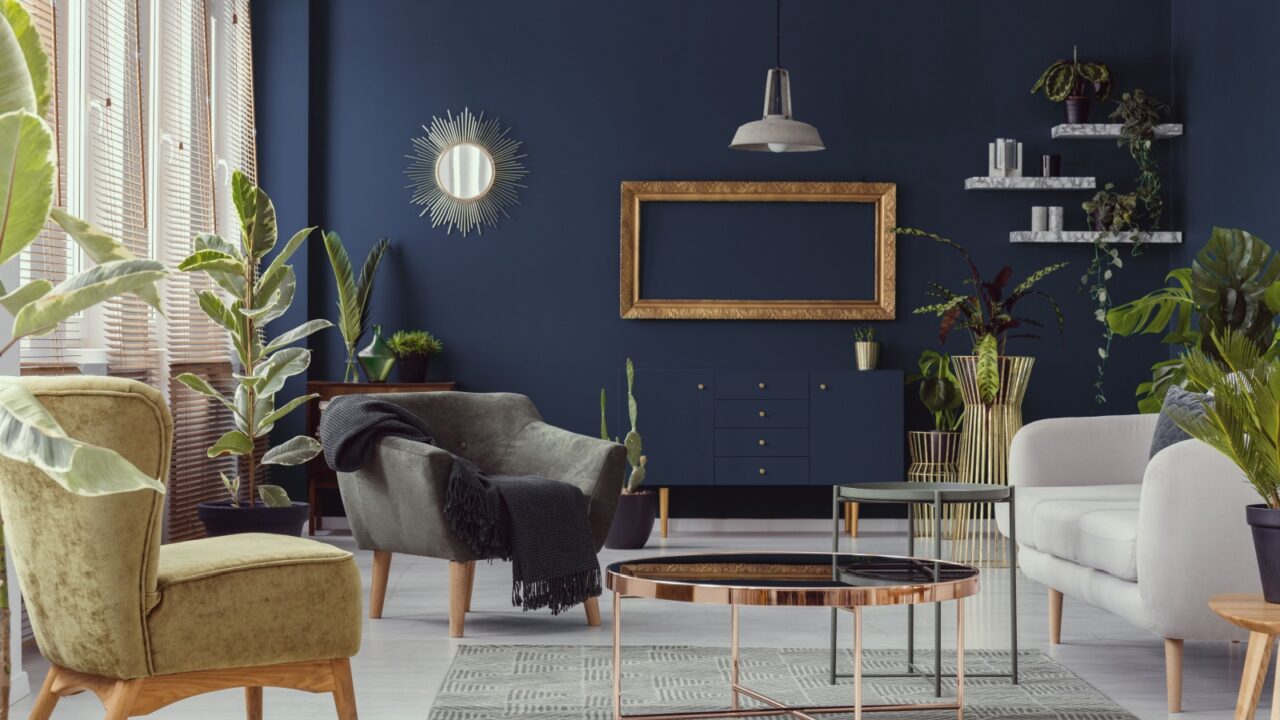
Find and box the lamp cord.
[775,0,781,68]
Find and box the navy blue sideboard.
[619,369,905,535]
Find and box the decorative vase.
[605,491,658,549]
[357,324,396,383]
[907,430,961,540]
[854,341,880,371]
[1247,505,1280,603]
[1064,96,1090,124]
[951,355,1034,566]
[397,356,428,383]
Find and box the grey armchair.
[334,391,626,637]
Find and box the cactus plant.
[600,359,646,493]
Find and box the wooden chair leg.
[659,488,669,538]
[1234,632,1274,720]
[329,658,358,720]
[463,561,476,612]
[1048,588,1063,645]
[369,551,392,619]
[1166,637,1185,713]
[449,561,469,637]
[103,679,143,720]
[245,686,263,720]
[584,596,601,627]
[29,666,62,720]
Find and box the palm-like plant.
[323,234,390,382]
[1167,329,1280,507]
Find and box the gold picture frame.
[619,181,896,320]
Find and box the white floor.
[11,520,1259,719]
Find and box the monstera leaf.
[1193,227,1280,353]
[1107,268,1197,345]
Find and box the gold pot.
[908,430,960,540]
[854,341,880,371]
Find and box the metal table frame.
[829,483,1018,695]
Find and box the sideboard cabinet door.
[809,370,904,485]
[621,369,714,486]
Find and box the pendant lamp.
[730,0,824,153]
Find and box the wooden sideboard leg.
[846,503,860,538]
[659,488,669,538]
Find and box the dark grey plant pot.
[1247,504,1280,603]
[197,500,310,537]
[397,357,428,383]
[605,492,658,550]
[1064,96,1090,124]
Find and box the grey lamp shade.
[730,68,825,152]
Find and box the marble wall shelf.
[964,176,1096,190]
[1051,123,1183,139]
[1010,230,1183,244]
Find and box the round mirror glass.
[435,143,495,201]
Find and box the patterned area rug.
[429,645,1135,719]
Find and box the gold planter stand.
[951,355,1034,567]
[908,430,961,541]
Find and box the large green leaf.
[323,231,360,352]
[207,429,253,458]
[256,347,309,397]
[1107,268,1195,344]
[263,319,332,354]
[1,0,48,116]
[257,484,292,507]
[1193,227,1280,353]
[12,260,165,338]
[975,334,1000,405]
[0,110,54,264]
[50,209,164,312]
[231,170,277,259]
[197,290,242,335]
[193,233,246,298]
[257,226,314,297]
[354,237,390,342]
[261,435,322,466]
[178,249,244,275]
[0,3,36,115]
[0,278,48,315]
[256,265,296,326]
[0,379,165,496]
[255,393,317,437]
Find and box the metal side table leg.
[1009,487,1018,684]
[935,491,944,698]
[907,503,915,673]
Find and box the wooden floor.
[9,520,1259,719]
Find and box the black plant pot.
[1064,96,1090,124]
[1247,504,1280,603]
[397,357,428,383]
[197,500,310,537]
[605,492,658,550]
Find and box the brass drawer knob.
[819,383,828,390]
[758,467,766,475]
[697,383,705,390]
[758,410,767,418]
[758,439,766,446]
[758,382,766,389]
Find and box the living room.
[0,0,1276,718]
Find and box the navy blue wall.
[253,0,1177,517]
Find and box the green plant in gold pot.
[387,329,443,382]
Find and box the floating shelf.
[1051,123,1183,139]
[1010,231,1183,244]
[964,176,1096,191]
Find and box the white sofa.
[998,413,1261,712]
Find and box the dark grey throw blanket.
[318,395,601,614]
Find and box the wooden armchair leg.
[330,658,358,720]
[369,551,392,619]
[463,561,476,612]
[29,667,62,720]
[449,561,470,637]
[103,679,143,720]
[584,596,601,627]
[245,686,263,720]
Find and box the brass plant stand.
[950,356,1034,567]
[907,430,961,540]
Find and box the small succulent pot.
[1247,504,1280,603]
[397,356,428,383]
[357,324,396,382]
[1064,95,1090,124]
[605,491,658,549]
[854,341,881,371]
[197,500,310,537]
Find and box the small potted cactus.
[387,329,443,382]
[603,359,656,549]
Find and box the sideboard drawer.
[714,370,809,400]
[715,429,808,457]
[715,457,809,486]
[715,399,809,428]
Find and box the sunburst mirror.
[405,108,528,236]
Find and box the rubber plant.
[899,227,1068,404]
[0,1,168,710]
[1107,227,1280,411]
[323,234,390,382]
[175,171,333,507]
[599,358,645,493]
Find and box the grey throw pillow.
[1149,386,1212,459]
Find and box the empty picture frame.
[619,181,897,320]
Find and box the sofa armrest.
[1137,439,1259,641]
[1009,414,1158,488]
[499,421,627,551]
[334,436,481,561]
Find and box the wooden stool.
[1211,594,1280,720]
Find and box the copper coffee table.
[606,552,979,720]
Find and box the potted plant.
[602,359,654,549]
[176,171,333,537]
[0,4,169,706]
[1082,183,1138,234]
[1167,329,1280,601]
[900,227,1068,490]
[1031,45,1111,123]
[323,233,390,382]
[852,326,880,370]
[906,350,964,537]
[387,329,443,382]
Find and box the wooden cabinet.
[617,370,714,487]
[809,370,904,486]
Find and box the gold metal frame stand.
[611,593,965,720]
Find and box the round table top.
[1210,594,1280,634]
[837,481,1012,503]
[606,552,979,607]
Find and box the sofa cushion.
[999,484,1141,548]
[1078,509,1140,581]
[147,533,362,676]
[1150,386,1211,458]
[1031,501,1137,564]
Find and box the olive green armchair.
[0,377,363,719]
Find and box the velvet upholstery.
[0,376,362,681]
[336,391,625,560]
